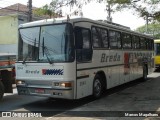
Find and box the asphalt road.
[0,86,96,117]
[0,71,160,120]
[56,71,160,120]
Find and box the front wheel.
[93,75,103,99]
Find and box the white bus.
[16,17,154,100]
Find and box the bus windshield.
[155,43,160,55]
[18,23,74,63]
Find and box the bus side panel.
[106,50,121,89]
[76,69,94,99]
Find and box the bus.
[15,17,154,100]
[154,39,160,69]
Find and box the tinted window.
[92,26,109,48]
[122,33,131,49]
[101,29,109,48]
[75,27,92,62]
[155,43,160,55]
[82,29,91,49]
[109,30,121,49]
[92,27,101,48]
[140,37,146,49]
[132,36,140,49]
[147,39,153,50]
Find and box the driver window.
[75,27,92,62]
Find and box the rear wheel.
[142,65,147,81]
[93,75,103,99]
[0,81,4,100]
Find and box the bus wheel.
[0,81,4,100]
[142,65,147,81]
[93,75,103,99]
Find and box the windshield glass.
[18,23,74,62]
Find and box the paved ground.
[52,73,160,120]
[1,73,160,120]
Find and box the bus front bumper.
[17,86,74,100]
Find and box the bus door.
[74,27,93,99]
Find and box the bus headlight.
[53,82,72,88]
[60,82,72,87]
[16,80,26,86]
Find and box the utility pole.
[28,0,32,22]
[106,1,112,22]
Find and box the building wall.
[0,15,18,54]
[0,14,41,54]
[0,15,18,44]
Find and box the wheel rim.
[94,79,102,96]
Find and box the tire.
[142,65,147,81]
[93,75,103,99]
[1,70,13,93]
[0,81,4,100]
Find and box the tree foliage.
[33,0,60,18]
[33,4,52,18]
[33,0,160,23]
[136,23,160,39]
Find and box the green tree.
[136,23,160,39]
[113,0,160,22]
[33,0,59,18]
[68,0,160,22]
[34,0,160,22]
[33,4,52,18]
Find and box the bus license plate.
[35,89,45,94]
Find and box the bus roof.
[19,17,153,39]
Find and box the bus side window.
[148,39,153,50]
[152,39,154,50]
[92,26,109,48]
[92,27,102,48]
[109,30,121,49]
[132,36,140,49]
[140,37,146,50]
[122,33,132,49]
[101,29,109,48]
[75,27,92,62]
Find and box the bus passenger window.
[101,29,109,48]
[156,43,160,55]
[132,36,140,49]
[92,27,101,48]
[147,39,153,50]
[92,26,109,48]
[122,33,131,49]
[140,37,147,50]
[109,30,121,49]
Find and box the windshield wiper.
[22,52,31,64]
[42,37,53,64]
